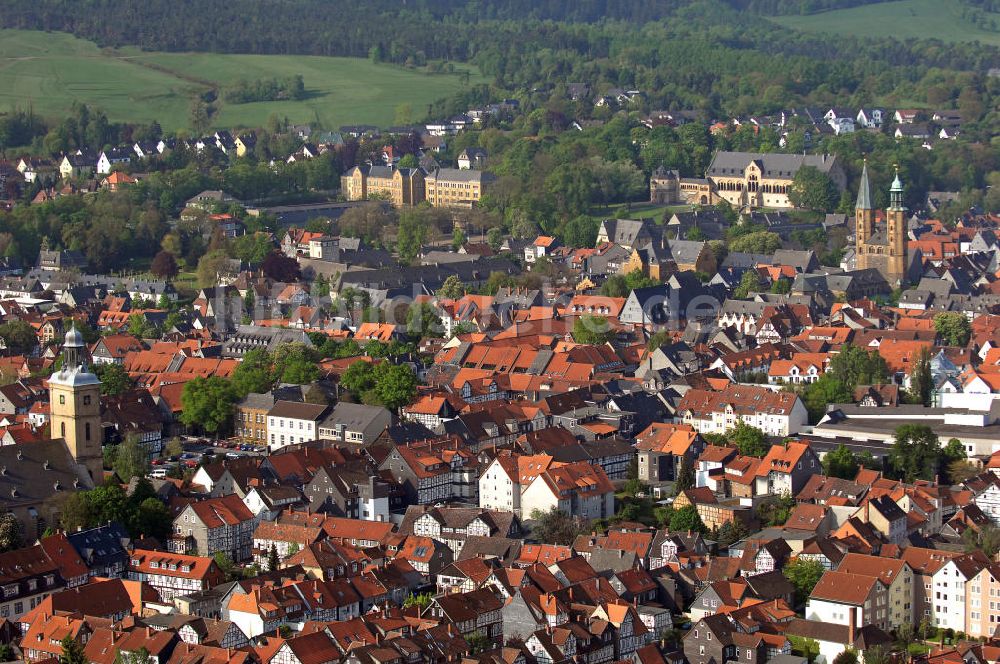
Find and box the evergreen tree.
[59,636,87,664]
[907,347,933,406]
[268,544,279,572]
[674,456,695,496]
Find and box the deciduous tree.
[180,376,237,435]
[150,250,179,279]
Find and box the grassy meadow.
[770,0,1000,46]
[0,29,486,131]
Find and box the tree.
[889,424,941,483]
[406,303,442,340]
[150,250,179,279]
[230,348,275,396]
[398,153,419,169]
[110,434,150,483]
[962,523,1000,558]
[466,631,491,655]
[934,312,971,347]
[0,513,20,552]
[0,320,38,355]
[438,275,465,299]
[792,637,820,664]
[314,274,330,298]
[733,270,761,299]
[758,493,796,527]
[832,650,858,664]
[195,250,230,288]
[943,437,966,463]
[784,557,825,605]
[116,647,151,664]
[88,482,129,525]
[788,166,839,212]
[948,459,979,484]
[572,315,614,345]
[403,591,433,609]
[94,362,134,396]
[670,505,706,533]
[59,635,88,664]
[487,227,503,251]
[823,444,859,479]
[906,346,932,406]
[180,376,237,435]
[529,507,584,545]
[189,99,211,135]
[371,363,418,411]
[132,498,171,541]
[396,209,429,265]
[58,492,94,532]
[895,622,914,658]
[729,231,782,254]
[863,645,888,664]
[261,251,301,281]
[451,226,466,251]
[715,518,749,547]
[213,552,239,582]
[268,544,279,572]
[828,345,888,389]
[674,456,695,495]
[341,361,376,400]
[728,422,768,458]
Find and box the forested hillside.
[2,0,997,122]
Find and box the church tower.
[886,167,908,283]
[855,161,873,247]
[855,161,874,273]
[49,325,103,481]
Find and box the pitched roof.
[809,570,879,604]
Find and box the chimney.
[848,606,857,645]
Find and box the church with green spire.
[854,162,913,286]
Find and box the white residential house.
[96,148,132,175]
[266,401,329,450]
[929,556,981,632]
[856,108,884,129]
[519,462,615,521]
[478,454,554,517]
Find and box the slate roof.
[707,151,840,178]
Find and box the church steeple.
[855,161,873,211]
[889,166,905,210]
[855,159,874,248]
[62,322,86,370]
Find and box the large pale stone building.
[341,165,425,207]
[705,151,846,209]
[424,168,493,208]
[653,152,846,209]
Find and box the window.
[83,395,91,406]
[59,395,65,405]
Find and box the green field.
[0,30,486,131]
[770,0,1000,46]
